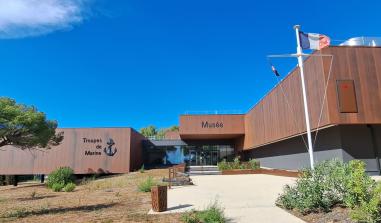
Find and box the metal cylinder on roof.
[340,37,381,46]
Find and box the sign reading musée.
[201,121,224,128]
[82,138,117,157]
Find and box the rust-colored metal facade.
[325,47,381,125]
[244,46,381,149]
[179,46,381,151]
[0,128,145,175]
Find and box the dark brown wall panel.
[0,128,135,175]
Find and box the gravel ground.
[0,169,181,223]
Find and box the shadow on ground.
[16,195,58,201]
[0,184,45,191]
[167,204,193,211]
[1,202,119,219]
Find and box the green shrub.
[138,176,157,192]
[181,201,226,223]
[51,183,65,192]
[231,156,241,169]
[217,156,242,170]
[350,182,381,223]
[46,167,74,189]
[277,184,299,210]
[277,159,375,214]
[140,164,145,173]
[4,207,28,218]
[344,160,375,208]
[248,159,260,170]
[64,182,76,192]
[217,159,230,171]
[217,157,261,171]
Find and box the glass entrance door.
[189,148,219,166]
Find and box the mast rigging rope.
[266,53,334,152]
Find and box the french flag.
[299,31,330,50]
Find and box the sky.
[1,0,380,130]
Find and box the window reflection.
[143,144,235,166]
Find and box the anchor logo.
[104,138,117,156]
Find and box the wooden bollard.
[151,185,167,212]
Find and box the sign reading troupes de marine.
[83,138,117,156]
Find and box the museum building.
[1,40,381,175]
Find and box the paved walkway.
[150,174,305,223]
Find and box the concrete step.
[188,170,221,176]
[188,165,219,172]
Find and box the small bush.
[4,208,28,218]
[80,177,91,186]
[217,157,260,171]
[344,160,375,208]
[231,156,241,169]
[217,159,230,171]
[140,164,145,173]
[64,182,76,192]
[277,184,298,210]
[30,191,37,199]
[46,167,74,189]
[277,159,376,215]
[248,159,260,170]
[181,201,226,223]
[138,176,156,192]
[350,181,381,223]
[51,183,65,192]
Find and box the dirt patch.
[286,206,355,223]
[0,169,181,223]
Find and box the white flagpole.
[293,25,315,170]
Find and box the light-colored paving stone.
[150,174,304,223]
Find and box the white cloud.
[0,0,90,39]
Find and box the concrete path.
[151,174,305,223]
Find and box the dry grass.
[0,169,181,223]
